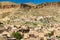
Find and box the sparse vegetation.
[46,31,54,37]
[12,32,23,40]
[56,36,60,38]
[0,22,3,27]
[0,2,60,40]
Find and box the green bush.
[56,36,60,38]
[47,31,54,37]
[0,22,3,27]
[12,32,23,40]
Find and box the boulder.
[23,33,29,39]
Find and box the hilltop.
[0,2,60,9]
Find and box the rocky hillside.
[0,2,60,40]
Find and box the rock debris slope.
[0,2,60,40]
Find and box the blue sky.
[0,0,60,4]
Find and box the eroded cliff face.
[0,2,60,9]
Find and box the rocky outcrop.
[0,2,60,9]
[36,2,60,8]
